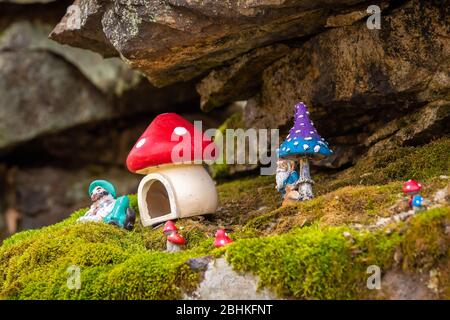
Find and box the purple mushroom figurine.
[278,102,333,200]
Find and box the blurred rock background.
[0,0,225,238]
[0,0,449,239]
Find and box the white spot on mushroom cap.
[303,144,309,150]
[294,141,299,146]
[174,126,187,135]
[305,137,312,140]
[314,145,320,152]
[136,138,146,149]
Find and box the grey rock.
[0,20,141,95]
[0,50,112,150]
[197,44,290,112]
[186,256,213,272]
[247,1,450,137]
[50,0,371,86]
[366,100,450,157]
[186,258,277,300]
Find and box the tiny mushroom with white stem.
[213,229,233,248]
[127,113,219,227]
[163,220,186,252]
[278,102,332,201]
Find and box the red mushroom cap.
[167,233,186,245]
[402,179,422,194]
[213,229,233,248]
[126,113,217,174]
[163,220,178,234]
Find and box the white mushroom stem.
[166,241,182,252]
[165,231,182,252]
[297,157,314,200]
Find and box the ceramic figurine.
[77,180,136,230]
[402,179,422,207]
[277,102,333,200]
[127,113,218,227]
[163,220,186,252]
[282,184,301,206]
[213,229,233,248]
[275,159,299,197]
[411,194,425,213]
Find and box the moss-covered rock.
[317,137,450,193]
[227,207,450,299]
[0,138,448,299]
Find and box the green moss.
[322,137,450,192]
[0,217,211,300]
[401,206,450,272]
[227,206,450,299]
[209,112,245,179]
[243,182,402,235]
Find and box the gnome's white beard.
[276,169,290,190]
[78,194,116,223]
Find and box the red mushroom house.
[126,113,218,226]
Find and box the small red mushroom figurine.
[402,179,422,207]
[213,229,233,248]
[163,220,186,252]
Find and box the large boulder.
[0,50,112,151]
[50,0,371,86]
[246,0,450,136]
[0,18,199,152]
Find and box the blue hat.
[89,180,116,199]
[412,195,423,207]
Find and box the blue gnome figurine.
[77,180,136,230]
[275,159,299,197]
[412,194,425,213]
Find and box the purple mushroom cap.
[278,102,332,158]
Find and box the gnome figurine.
[163,221,186,252]
[77,180,136,230]
[278,102,333,201]
[275,159,299,198]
